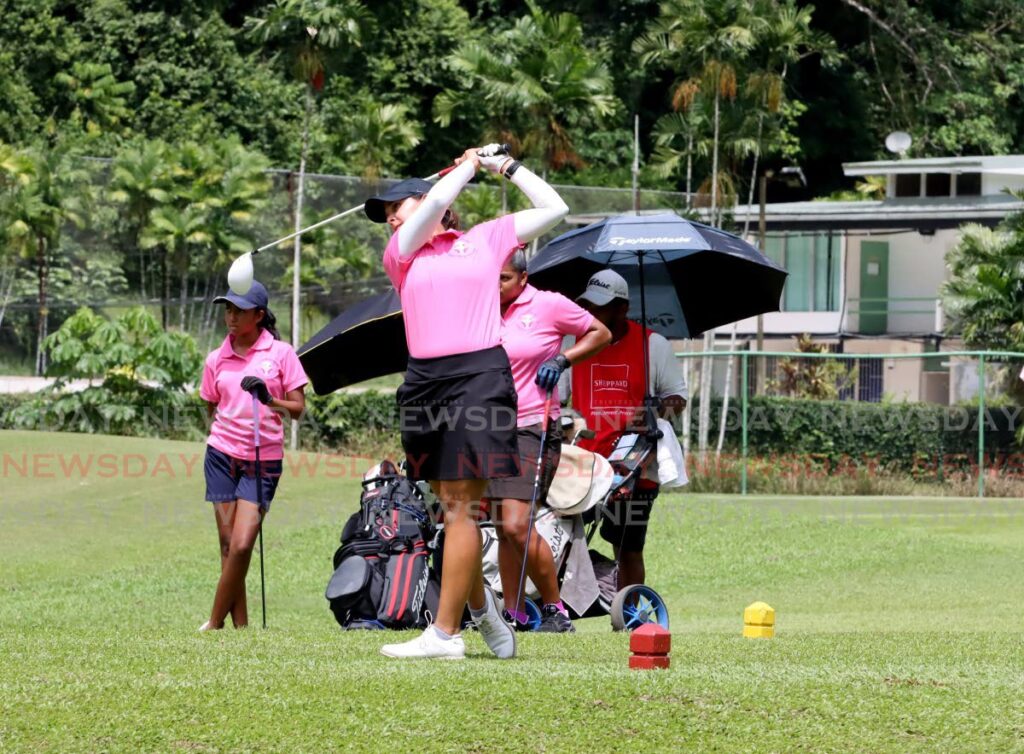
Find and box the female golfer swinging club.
[198,280,307,631]
[370,144,568,660]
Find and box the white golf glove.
[477,143,511,174]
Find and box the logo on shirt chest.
[258,359,276,377]
[518,313,536,330]
[448,240,477,257]
[592,363,630,393]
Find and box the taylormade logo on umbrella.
[607,235,694,246]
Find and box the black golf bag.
[325,461,441,630]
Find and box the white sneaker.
[380,626,465,660]
[473,587,517,659]
[198,620,213,632]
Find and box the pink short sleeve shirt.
[383,215,520,359]
[501,285,594,427]
[200,329,308,461]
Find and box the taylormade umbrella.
[297,289,407,395]
[527,212,787,339]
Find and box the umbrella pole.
[637,252,658,435]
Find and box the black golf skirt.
[396,345,520,481]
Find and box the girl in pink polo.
[488,249,610,633]
[198,280,307,631]
[364,144,569,660]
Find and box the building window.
[956,172,982,196]
[925,173,951,197]
[764,232,842,312]
[894,173,922,197]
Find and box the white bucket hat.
[546,444,615,517]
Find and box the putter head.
[228,252,254,295]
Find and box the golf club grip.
[436,144,513,178]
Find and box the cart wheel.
[523,597,542,631]
[610,585,670,632]
[495,595,543,631]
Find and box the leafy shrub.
[8,307,206,439]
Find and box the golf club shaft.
[514,390,553,617]
[251,393,267,630]
[251,144,510,256]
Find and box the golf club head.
[228,252,254,295]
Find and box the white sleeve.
[508,166,569,243]
[649,333,687,400]
[396,160,476,256]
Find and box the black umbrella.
[527,212,787,339]
[528,211,786,431]
[297,289,408,395]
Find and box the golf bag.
[325,461,440,630]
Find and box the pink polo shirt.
[384,215,520,359]
[501,284,594,427]
[200,329,308,461]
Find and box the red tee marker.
[629,624,671,670]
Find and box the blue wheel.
[610,585,670,631]
[496,594,543,631]
[523,597,542,631]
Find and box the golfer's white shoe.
[198,620,213,632]
[380,625,465,660]
[473,587,517,660]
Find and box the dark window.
[858,359,884,402]
[956,172,982,196]
[925,173,951,197]
[894,173,921,197]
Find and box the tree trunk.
[682,338,693,456]
[685,133,694,210]
[35,236,49,376]
[162,247,171,330]
[697,330,714,454]
[716,324,738,456]
[710,88,720,226]
[293,86,312,349]
[289,85,314,452]
[179,259,188,332]
[0,262,16,334]
[742,112,765,238]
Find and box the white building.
[715,156,1024,403]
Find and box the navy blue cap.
[364,178,434,223]
[214,280,269,310]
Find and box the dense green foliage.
[1,0,1022,371]
[943,194,1024,354]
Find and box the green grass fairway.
[1,431,1022,752]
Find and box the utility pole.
[756,171,771,394]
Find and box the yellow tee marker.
[743,601,775,638]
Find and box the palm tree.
[340,93,422,179]
[435,1,618,175]
[637,0,764,455]
[245,0,370,348]
[740,0,834,235]
[651,110,709,207]
[0,144,89,374]
[942,205,1024,353]
[635,0,763,224]
[140,203,211,331]
[54,61,135,139]
[109,139,173,301]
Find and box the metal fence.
[677,348,1024,497]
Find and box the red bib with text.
[572,321,649,458]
